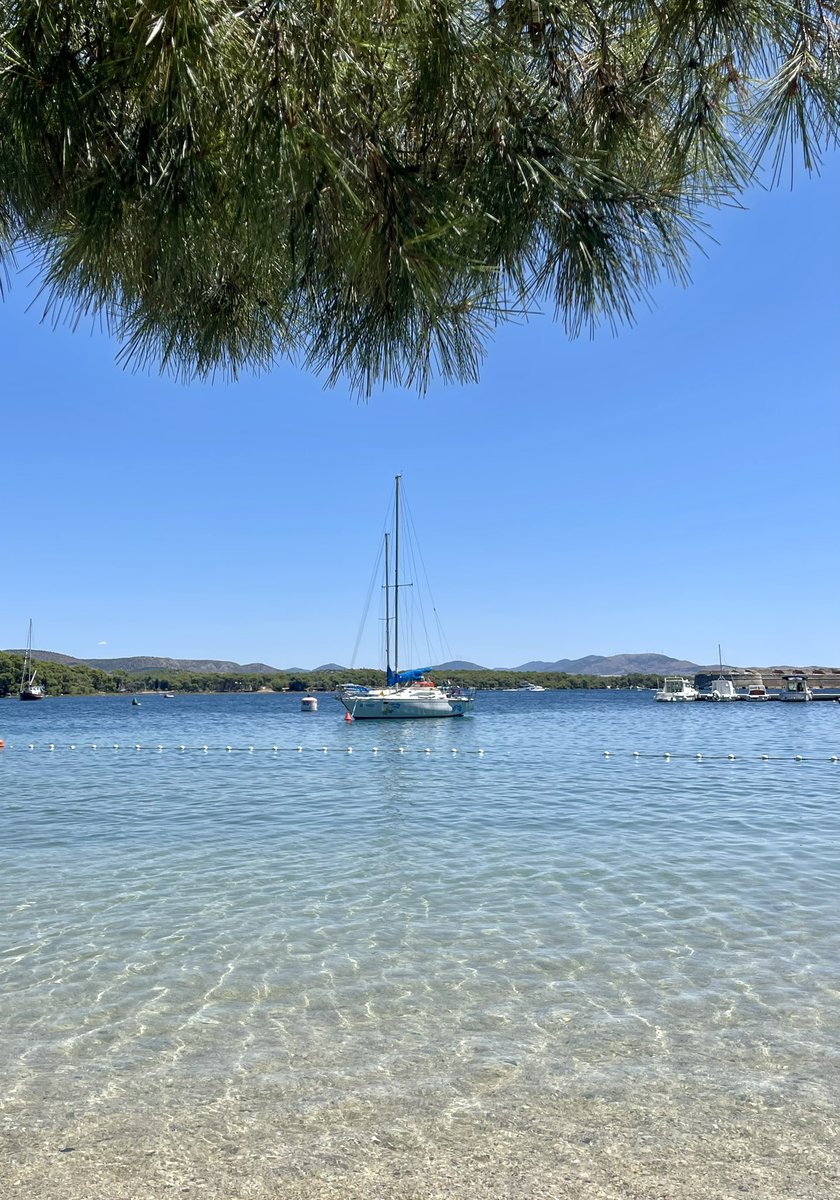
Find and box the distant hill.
[514,653,702,675]
[81,656,284,674]
[9,653,286,675]
[433,660,486,671]
[4,649,797,677]
[5,649,83,665]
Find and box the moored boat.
[19,620,45,701]
[779,674,812,702]
[741,674,770,701]
[699,647,739,701]
[654,676,698,702]
[336,476,475,721]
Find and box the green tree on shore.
[2,1,837,393]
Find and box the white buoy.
[603,750,611,757]
[226,746,232,752]
[727,754,736,760]
[451,748,458,754]
[91,744,96,750]
[202,745,208,752]
[322,746,329,753]
[272,746,278,752]
[663,752,671,759]
[478,749,485,755]
[794,755,803,761]
[633,750,640,757]
[135,744,140,750]
[831,755,838,763]
[70,745,76,750]
[761,754,769,760]
[49,744,55,751]
[696,753,703,760]
[297,746,303,752]
[399,747,405,753]
[372,747,379,753]
[424,748,431,754]
[180,745,186,752]
[346,747,353,753]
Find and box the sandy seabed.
[4,1084,838,1200]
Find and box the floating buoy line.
[0,742,837,765]
[0,741,486,756]
[601,749,839,764]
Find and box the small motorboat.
[654,677,698,702]
[779,674,812,702]
[300,695,318,712]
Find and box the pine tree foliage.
[1,1,837,392]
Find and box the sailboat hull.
[20,688,45,701]
[339,689,474,719]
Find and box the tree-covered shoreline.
[0,653,660,697]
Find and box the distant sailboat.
[708,645,738,701]
[19,620,45,701]
[336,475,475,720]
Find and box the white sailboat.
[705,646,738,701]
[19,619,45,701]
[336,476,475,720]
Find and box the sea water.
[1,691,838,1199]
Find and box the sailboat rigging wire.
[399,494,433,665]
[350,485,400,668]
[402,497,455,666]
[349,536,384,669]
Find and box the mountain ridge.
[7,650,716,675]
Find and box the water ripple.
[1,691,838,1196]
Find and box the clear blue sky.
[3,156,838,671]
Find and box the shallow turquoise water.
[1,691,838,1197]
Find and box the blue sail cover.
[387,666,431,686]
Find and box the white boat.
[517,681,546,692]
[741,674,770,701]
[701,647,739,701]
[779,674,812,702]
[300,695,318,712]
[697,676,739,701]
[654,676,698,702]
[336,476,475,721]
[19,620,45,701]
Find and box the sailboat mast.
[21,619,32,690]
[394,474,401,677]
[384,532,391,677]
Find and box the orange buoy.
[344,711,353,722]
[0,738,4,748]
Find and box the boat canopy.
[387,666,431,686]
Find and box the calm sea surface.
[1,691,838,1199]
